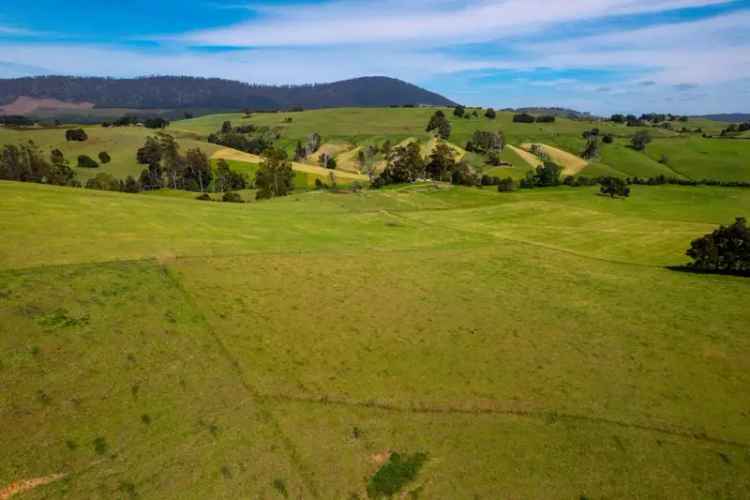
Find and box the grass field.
[1,179,749,498]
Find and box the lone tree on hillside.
[98,151,111,164]
[426,110,451,139]
[255,148,295,200]
[599,176,630,198]
[221,121,233,134]
[453,105,466,118]
[484,108,496,119]
[631,131,652,151]
[581,137,600,160]
[686,218,750,274]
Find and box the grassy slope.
[1,180,749,499]
[0,126,221,182]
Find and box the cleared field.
[1,180,749,498]
[520,142,588,175]
[211,148,369,184]
[645,136,750,181]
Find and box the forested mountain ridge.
[0,75,456,111]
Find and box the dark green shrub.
[93,437,109,455]
[272,479,288,498]
[686,218,750,274]
[196,193,212,201]
[98,152,111,164]
[77,155,99,169]
[222,192,243,203]
[65,128,88,141]
[367,452,427,499]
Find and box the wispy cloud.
[179,0,735,47]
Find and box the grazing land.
[1,105,750,498]
[1,179,749,499]
[173,107,750,181]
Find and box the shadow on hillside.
[666,265,750,278]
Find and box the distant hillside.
[697,113,750,123]
[0,75,455,112]
[503,107,596,120]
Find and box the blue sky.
[0,0,749,114]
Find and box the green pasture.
[1,180,749,498]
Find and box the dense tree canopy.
[373,142,425,187]
[0,142,78,186]
[686,218,750,274]
[65,129,88,142]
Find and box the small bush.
[77,155,99,169]
[93,437,109,455]
[272,478,289,498]
[65,128,88,141]
[98,152,111,164]
[367,452,427,499]
[196,193,212,201]
[222,192,243,203]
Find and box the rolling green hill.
[172,108,750,182]
[1,180,749,498]
[2,108,748,186]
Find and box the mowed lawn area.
[1,180,749,499]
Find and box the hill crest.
[0,75,456,112]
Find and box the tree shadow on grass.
[666,265,750,278]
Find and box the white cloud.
[180,0,733,47]
[521,11,750,84]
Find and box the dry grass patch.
[520,143,588,175]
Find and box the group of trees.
[0,142,78,186]
[720,122,750,136]
[453,106,481,119]
[294,132,322,160]
[207,121,277,155]
[0,115,34,127]
[136,134,217,192]
[513,113,555,124]
[255,148,295,199]
[520,162,563,188]
[686,217,749,275]
[610,113,688,125]
[371,140,481,187]
[85,172,141,193]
